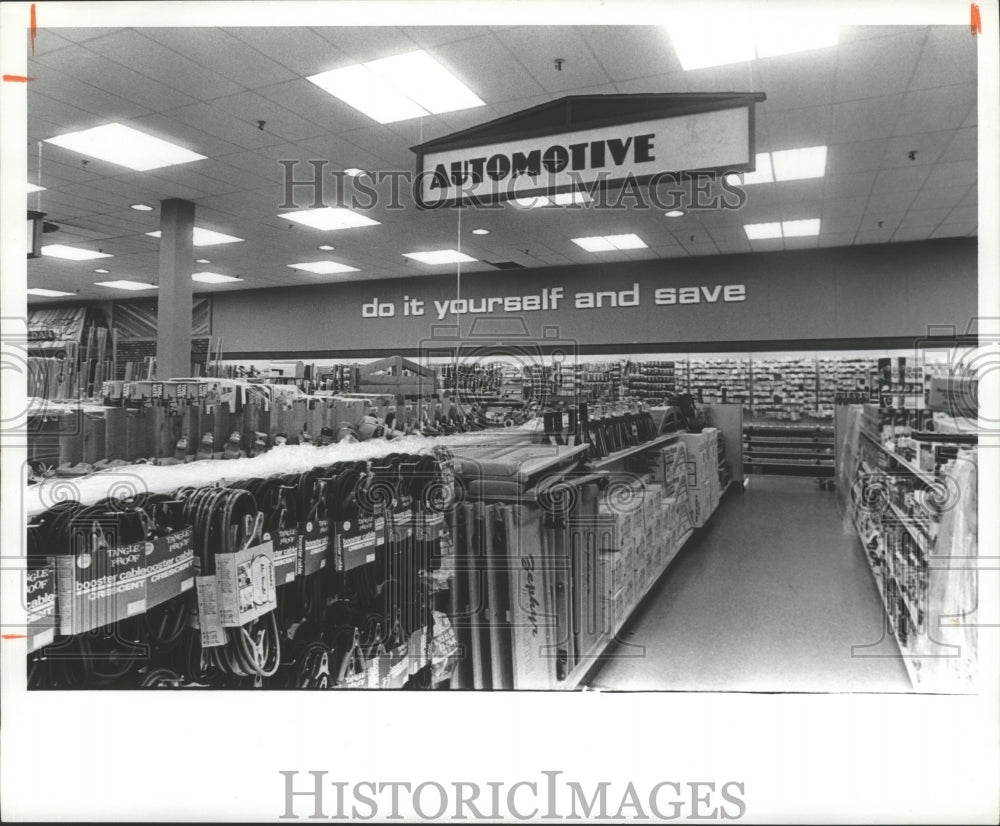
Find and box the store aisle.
[588,476,912,693]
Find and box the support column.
[155,198,195,379]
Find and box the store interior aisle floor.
[588,476,912,693]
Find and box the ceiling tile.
[822,174,874,200]
[893,84,977,136]
[833,30,926,102]
[783,236,819,250]
[821,197,870,218]
[818,213,861,234]
[758,107,832,152]
[818,232,859,249]
[946,205,977,225]
[870,165,932,194]
[898,207,950,229]
[254,79,379,135]
[828,96,904,143]
[865,190,918,214]
[207,91,329,143]
[435,34,546,103]
[930,222,976,239]
[909,184,970,210]
[223,27,351,76]
[142,28,299,88]
[825,140,887,175]
[891,226,935,242]
[577,25,681,81]
[33,45,198,111]
[403,26,494,48]
[311,27,420,63]
[859,210,905,233]
[880,131,956,168]
[494,27,611,93]
[83,30,245,100]
[25,64,153,121]
[27,31,76,57]
[53,28,125,44]
[907,26,977,90]
[923,159,977,189]
[616,71,691,94]
[756,49,837,111]
[159,102,286,150]
[938,127,976,163]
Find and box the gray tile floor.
[588,476,913,693]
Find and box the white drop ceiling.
[24,24,977,302]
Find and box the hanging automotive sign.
[411,92,765,208]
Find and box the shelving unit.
[742,423,835,477]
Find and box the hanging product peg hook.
[554,58,565,71]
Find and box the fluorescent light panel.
[27,288,73,297]
[744,219,821,239]
[147,227,244,246]
[44,123,206,171]
[306,50,483,124]
[572,234,647,251]
[288,261,360,274]
[669,24,839,70]
[27,183,45,193]
[402,250,477,265]
[771,146,827,181]
[96,280,157,291]
[281,207,380,230]
[781,219,821,237]
[41,245,112,261]
[192,272,243,284]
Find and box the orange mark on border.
[2,634,27,640]
[2,74,35,82]
[970,4,982,35]
[31,4,37,56]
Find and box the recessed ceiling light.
[668,24,838,70]
[281,207,380,231]
[27,288,74,297]
[665,210,686,218]
[41,245,113,261]
[288,261,360,274]
[94,268,109,274]
[471,229,490,235]
[572,234,647,252]
[27,183,45,194]
[343,168,365,177]
[743,222,783,240]
[95,280,158,291]
[192,271,244,284]
[402,250,477,265]
[196,258,210,264]
[130,203,154,211]
[318,244,335,251]
[44,123,206,171]
[771,146,827,181]
[513,195,550,208]
[781,218,821,237]
[147,227,244,246]
[307,50,484,124]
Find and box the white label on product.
[195,576,225,647]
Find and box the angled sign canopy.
[410,92,766,208]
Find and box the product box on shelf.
[686,480,714,529]
[297,517,331,576]
[332,511,381,571]
[54,526,195,637]
[26,561,57,653]
[273,526,300,585]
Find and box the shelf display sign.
[411,92,765,208]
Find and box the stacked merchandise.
[750,357,818,421]
[677,429,723,527]
[596,475,694,643]
[829,356,877,406]
[575,362,623,402]
[439,363,504,398]
[623,360,677,401]
[845,403,978,692]
[25,448,459,689]
[687,357,751,405]
[313,363,360,393]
